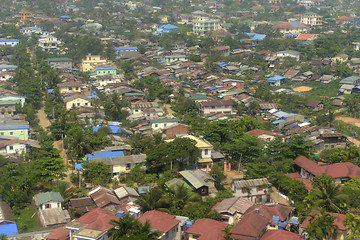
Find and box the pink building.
[199,100,237,115]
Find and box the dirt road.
[36,105,51,130]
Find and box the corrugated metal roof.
[233,178,269,189]
[214,197,254,215]
[114,186,139,199]
[86,151,125,159]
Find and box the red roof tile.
[44,227,69,240]
[246,129,284,138]
[230,211,268,239]
[138,210,180,233]
[76,208,118,232]
[337,16,351,21]
[301,210,347,232]
[0,72,16,76]
[261,230,302,240]
[296,33,315,41]
[210,46,230,51]
[186,218,228,240]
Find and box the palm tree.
[108,214,160,240]
[305,209,339,240]
[167,184,202,214]
[312,174,348,213]
[136,187,169,212]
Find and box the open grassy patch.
[13,205,41,233]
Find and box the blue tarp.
[92,125,123,134]
[159,76,176,79]
[115,46,138,51]
[273,119,285,124]
[272,215,280,223]
[86,151,125,159]
[61,15,71,19]
[96,67,118,70]
[0,223,19,236]
[252,34,266,41]
[48,89,54,94]
[75,163,84,170]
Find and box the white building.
[232,178,270,203]
[301,13,322,26]
[38,35,58,52]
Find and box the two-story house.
[33,192,70,228]
[232,178,270,203]
[57,81,83,94]
[199,100,237,115]
[38,35,58,52]
[0,39,19,47]
[81,54,107,72]
[0,118,29,140]
[64,94,92,110]
[149,118,180,132]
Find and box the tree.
[285,135,314,159]
[335,63,352,77]
[30,156,66,184]
[343,94,360,114]
[210,164,226,190]
[305,209,339,240]
[108,214,160,240]
[341,177,360,209]
[167,184,202,215]
[82,161,111,186]
[136,187,169,212]
[311,174,348,213]
[344,213,360,240]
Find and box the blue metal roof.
[222,79,244,83]
[48,89,54,94]
[75,163,84,170]
[252,34,266,41]
[283,113,303,118]
[158,24,178,30]
[0,125,29,130]
[115,46,138,51]
[86,151,125,159]
[0,39,19,42]
[156,47,165,52]
[61,15,71,19]
[268,75,285,81]
[217,62,229,67]
[95,67,118,71]
[0,223,19,236]
[159,76,176,79]
[0,65,17,69]
[273,119,285,124]
[92,125,123,134]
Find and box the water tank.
[116,211,125,217]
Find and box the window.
[164,124,167,127]
[204,149,208,155]
[256,186,263,192]
[69,87,73,91]
[85,103,88,106]
[242,187,247,193]
[45,204,51,209]
[10,132,13,135]
[126,163,131,170]
[155,124,158,128]
[0,132,3,135]
[9,146,13,150]
[77,103,80,106]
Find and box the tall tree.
[305,209,339,240]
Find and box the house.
[185,218,228,240]
[88,153,146,176]
[69,197,96,213]
[0,118,29,140]
[45,58,73,68]
[320,133,348,149]
[222,79,244,89]
[261,230,302,240]
[81,54,107,72]
[165,55,188,64]
[213,197,254,224]
[33,192,70,228]
[64,94,92,110]
[138,210,180,240]
[0,201,18,236]
[353,41,360,51]
[94,75,122,87]
[0,65,17,72]
[188,94,209,103]
[66,208,119,240]
[300,210,348,239]
[115,47,139,58]
[38,35,58,52]
[272,22,308,34]
[291,156,360,184]
[0,72,15,81]
[199,100,237,115]
[333,54,349,63]
[150,118,180,132]
[157,24,179,34]
[44,226,70,240]
[179,170,217,195]
[305,100,323,111]
[90,67,118,78]
[267,75,286,86]
[230,204,294,240]
[193,17,220,35]
[209,46,230,56]
[163,123,189,139]
[318,74,335,83]
[295,33,316,41]
[0,39,19,47]
[114,186,140,204]
[0,139,28,155]
[301,12,323,26]
[88,186,121,211]
[246,129,284,142]
[276,50,300,61]
[57,81,83,94]
[337,15,352,25]
[232,178,270,203]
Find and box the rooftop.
[186,218,228,240]
[138,210,180,233]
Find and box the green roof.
[189,94,207,100]
[339,76,360,84]
[150,118,180,124]
[45,58,73,62]
[34,192,64,206]
[165,178,192,192]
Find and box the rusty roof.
[233,178,269,189]
[214,197,254,215]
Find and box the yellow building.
[272,22,309,34]
[81,54,107,72]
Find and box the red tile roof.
[186,218,228,240]
[76,208,118,232]
[285,172,313,191]
[245,205,293,222]
[200,100,233,107]
[296,33,315,41]
[337,16,351,21]
[213,197,254,215]
[294,156,360,179]
[45,227,69,240]
[0,72,16,76]
[246,129,284,138]
[210,46,230,51]
[138,210,180,233]
[261,230,302,240]
[230,211,268,239]
[301,210,347,233]
[0,139,28,148]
